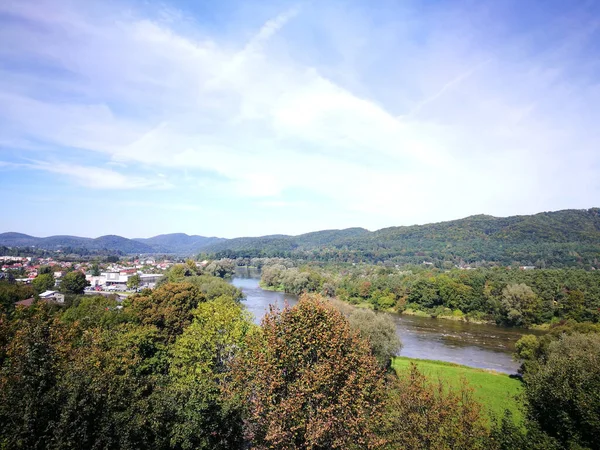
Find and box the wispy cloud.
[405,58,493,117]
[1,160,171,190]
[0,0,599,237]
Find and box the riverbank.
[258,281,285,292]
[392,357,523,424]
[234,275,526,374]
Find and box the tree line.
[259,263,600,326]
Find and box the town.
[0,255,187,304]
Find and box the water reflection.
[232,268,298,325]
[232,269,533,374]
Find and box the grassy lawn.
[392,356,524,424]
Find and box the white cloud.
[0,0,599,233]
[19,161,171,190]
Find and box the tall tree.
[500,284,541,326]
[230,294,385,449]
[60,271,89,295]
[127,274,141,289]
[167,296,254,449]
[32,272,55,294]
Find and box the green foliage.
[261,263,600,326]
[32,272,55,294]
[500,283,541,326]
[206,209,600,268]
[515,322,600,373]
[127,273,141,289]
[0,281,34,313]
[90,263,101,276]
[230,294,386,449]
[166,297,254,449]
[347,309,402,369]
[0,274,249,449]
[61,295,129,329]
[0,304,63,450]
[59,271,89,294]
[126,282,206,343]
[523,332,600,449]
[489,410,560,450]
[391,357,523,424]
[384,364,489,449]
[201,259,236,278]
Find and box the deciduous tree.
[60,271,89,295]
[523,332,600,449]
[230,294,385,449]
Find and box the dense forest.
[207,208,600,268]
[2,265,598,449]
[258,262,600,326]
[3,209,600,266]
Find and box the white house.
[39,290,65,303]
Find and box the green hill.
[2,209,599,265]
[204,208,600,268]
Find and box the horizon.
[1,206,597,240]
[1,0,599,238]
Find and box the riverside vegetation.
[1,262,599,449]
[258,261,600,327]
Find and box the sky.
[1,0,599,239]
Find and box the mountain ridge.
[1,208,599,266]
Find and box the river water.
[232,270,531,374]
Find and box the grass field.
[392,357,524,424]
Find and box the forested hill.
[2,209,599,266]
[132,234,225,254]
[203,208,600,268]
[0,232,221,255]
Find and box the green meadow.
[392,357,524,424]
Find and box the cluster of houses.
[86,271,164,291]
[1,257,179,305]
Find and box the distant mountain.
[0,233,155,254]
[133,233,225,254]
[202,208,600,268]
[2,209,599,266]
[203,227,370,254]
[0,232,223,255]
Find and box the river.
[232,270,530,374]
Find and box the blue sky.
[1,0,599,238]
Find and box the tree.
[167,264,193,282]
[0,304,63,450]
[61,295,128,329]
[32,273,55,294]
[384,364,489,449]
[60,271,89,295]
[167,296,254,449]
[523,332,600,449]
[90,263,101,277]
[347,308,402,370]
[127,274,141,289]
[126,282,205,343]
[0,281,35,313]
[500,283,541,326]
[38,265,53,275]
[560,289,585,321]
[230,294,385,449]
[489,410,560,450]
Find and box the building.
[39,290,65,303]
